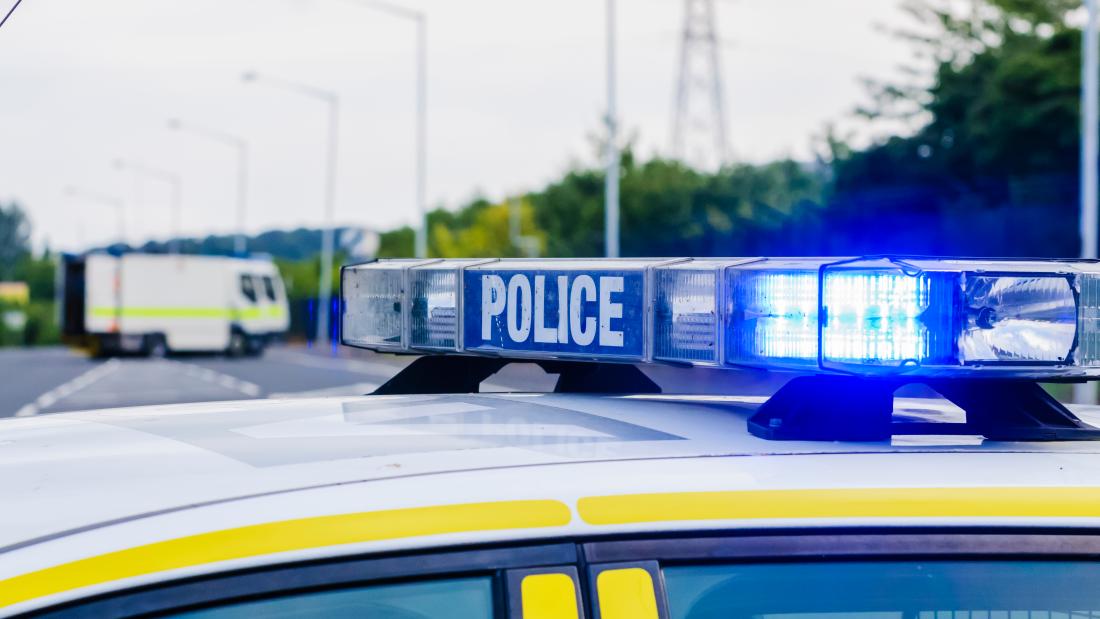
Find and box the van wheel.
[227,331,247,358]
[89,336,113,359]
[145,334,168,358]
[246,339,266,357]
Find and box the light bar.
[341,257,1100,378]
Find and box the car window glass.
[262,275,277,301]
[239,275,257,303]
[170,576,494,619]
[663,562,1100,619]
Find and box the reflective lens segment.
[410,268,459,350]
[409,260,493,350]
[959,275,1076,364]
[1080,273,1100,367]
[654,264,723,364]
[340,264,406,349]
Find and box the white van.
[60,253,290,357]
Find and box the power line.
[0,0,24,31]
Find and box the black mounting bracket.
[749,375,1100,442]
[372,355,662,396]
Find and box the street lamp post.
[168,119,250,256]
[1084,0,1098,262]
[1080,0,1099,404]
[243,71,340,345]
[605,0,620,258]
[65,186,125,247]
[115,159,183,254]
[340,0,428,259]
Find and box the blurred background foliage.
[0,0,1091,344]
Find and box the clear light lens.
[1080,274,1100,367]
[959,275,1076,364]
[727,270,819,366]
[654,269,719,363]
[341,265,404,349]
[821,270,953,366]
[410,268,460,349]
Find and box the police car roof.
[5,393,1100,547]
[7,393,1100,614]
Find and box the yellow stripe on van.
[90,307,286,320]
[577,487,1100,525]
[0,499,571,610]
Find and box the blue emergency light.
[341,257,1100,379]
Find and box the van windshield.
[261,276,277,302]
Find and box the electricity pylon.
[671,0,730,170]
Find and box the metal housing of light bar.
[342,256,1100,380]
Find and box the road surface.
[0,346,413,418]
[0,345,791,418]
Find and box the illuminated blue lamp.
[341,257,1100,379]
[818,259,957,371]
[724,258,840,369]
[724,257,1100,377]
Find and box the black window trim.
[582,529,1100,564]
[31,542,577,619]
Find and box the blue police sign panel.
[463,269,646,358]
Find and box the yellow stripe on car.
[577,486,1100,525]
[595,568,659,619]
[0,499,571,610]
[520,573,580,619]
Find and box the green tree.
[432,199,544,258]
[531,152,825,258]
[0,202,31,280]
[821,0,1085,257]
[13,250,56,301]
[852,0,1081,185]
[378,227,415,258]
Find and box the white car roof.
[5,393,1100,614]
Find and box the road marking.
[170,361,262,397]
[13,359,121,417]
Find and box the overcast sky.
[0,0,915,251]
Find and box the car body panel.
[5,393,1100,614]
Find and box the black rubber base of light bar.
[748,375,1100,442]
[372,355,661,396]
